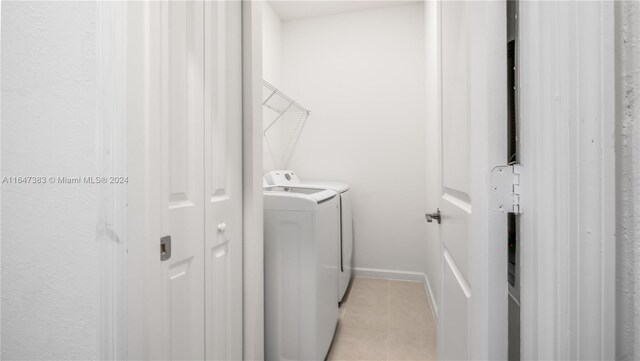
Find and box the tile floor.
[327,277,437,361]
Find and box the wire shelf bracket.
[262,80,311,170]
[262,80,310,134]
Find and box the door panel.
[159,1,205,360]
[440,252,469,361]
[440,0,471,283]
[438,1,507,360]
[440,199,470,280]
[135,1,243,359]
[204,1,243,360]
[440,3,472,352]
[441,0,469,198]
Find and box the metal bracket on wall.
[491,165,522,214]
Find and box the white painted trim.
[519,1,616,360]
[241,1,265,360]
[442,192,472,214]
[125,3,164,359]
[353,267,425,282]
[423,0,442,332]
[96,2,128,359]
[423,272,439,322]
[442,249,471,298]
[352,268,438,321]
[614,2,640,359]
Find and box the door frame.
[241,0,265,359]
[518,1,616,360]
[125,2,165,358]
[97,1,128,359]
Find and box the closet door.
[134,1,242,359]
[157,1,205,360]
[204,1,243,360]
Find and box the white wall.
[423,0,441,316]
[262,2,283,88]
[281,3,428,275]
[262,2,284,172]
[1,2,100,359]
[615,1,640,360]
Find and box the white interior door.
[158,1,205,360]
[204,1,243,360]
[438,1,508,360]
[137,1,244,360]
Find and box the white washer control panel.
[264,170,300,185]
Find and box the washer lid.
[264,170,350,193]
[264,185,337,203]
[296,181,350,193]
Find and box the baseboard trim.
[353,267,439,322]
[423,273,439,321]
[353,267,426,282]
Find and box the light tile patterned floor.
[327,277,437,361]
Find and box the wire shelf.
[263,80,310,169]
[263,80,310,132]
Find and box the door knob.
[425,209,441,224]
[218,223,227,232]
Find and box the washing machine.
[264,170,353,302]
[264,186,339,361]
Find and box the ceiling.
[268,0,422,21]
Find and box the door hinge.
[490,165,522,214]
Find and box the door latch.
[425,209,441,224]
[160,235,171,261]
